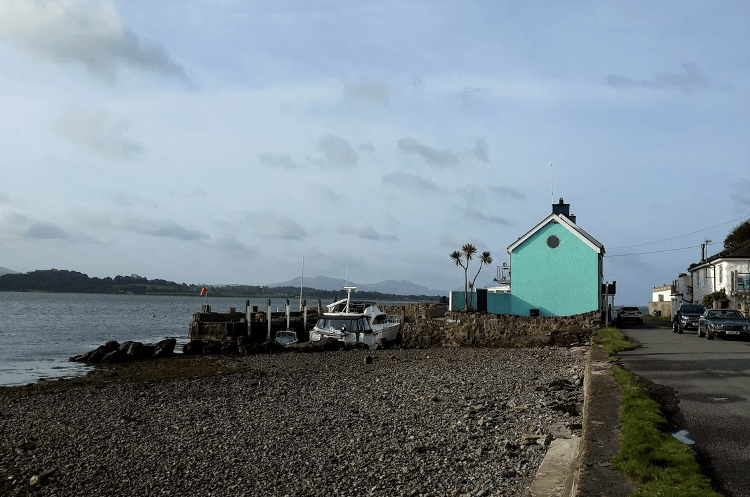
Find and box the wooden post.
[605,283,610,328]
[245,300,250,337]
[303,299,307,331]
[286,299,290,330]
[318,299,322,315]
[266,299,272,342]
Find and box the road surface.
[620,322,750,497]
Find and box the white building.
[684,240,750,314]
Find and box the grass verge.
[596,327,634,357]
[595,327,722,497]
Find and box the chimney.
[552,197,571,218]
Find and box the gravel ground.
[0,346,586,496]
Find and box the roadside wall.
[648,301,672,317]
[400,310,601,348]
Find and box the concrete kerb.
[530,342,633,497]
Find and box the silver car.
[697,309,750,340]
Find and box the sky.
[1,0,749,304]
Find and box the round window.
[547,235,560,248]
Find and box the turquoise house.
[451,199,605,317]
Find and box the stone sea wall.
[399,310,601,348]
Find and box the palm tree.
[469,251,493,301]
[450,243,479,310]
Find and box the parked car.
[698,309,750,340]
[616,306,643,326]
[672,303,706,334]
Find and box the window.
[547,235,560,248]
[719,266,723,284]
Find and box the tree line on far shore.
[0,269,443,302]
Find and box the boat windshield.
[316,317,373,332]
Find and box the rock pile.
[69,338,176,364]
[2,346,587,496]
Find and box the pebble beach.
[1,346,586,496]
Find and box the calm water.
[0,292,302,386]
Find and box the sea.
[0,292,306,386]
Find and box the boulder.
[124,341,146,360]
[152,338,176,359]
[182,340,205,355]
[203,341,222,355]
[101,348,127,364]
[221,341,239,354]
[87,340,120,363]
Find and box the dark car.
[698,309,750,340]
[672,303,706,334]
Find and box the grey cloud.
[256,215,307,240]
[489,186,526,201]
[730,180,750,209]
[344,80,390,105]
[463,208,512,226]
[337,224,398,241]
[397,138,459,168]
[382,172,441,193]
[458,185,486,208]
[316,135,358,168]
[471,139,489,163]
[55,105,142,161]
[211,237,254,253]
[604,62,710,92]
[259,153,301,169]
[0,1,186,83]
[121,217,208,241]
[358,143,376,153]
[24,221,68,239]
[111,191,157,208]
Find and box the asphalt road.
[619,322,750,497]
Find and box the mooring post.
[266,299,272,342]
[286,299,290,330]
[245,300,251,337]
[318,298,322,315]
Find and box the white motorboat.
[274,329,298,346]
[310,286,401,345]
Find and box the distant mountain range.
[0,266,19,277]
[269,276,448,296]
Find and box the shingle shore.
[1,347,586,496]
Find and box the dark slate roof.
[689,239,750,270]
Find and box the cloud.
[337,224,398,241]
[259,153,301,169]
[604,62,710,92]
[315,135,359,168]
[463,208,512,226]
[358,143,376,153]
[24,221,68,239]
[471,139,489,163]
[343,80,390,105]
[730,180,750,209]
[55,105,143,161]
[256,214,307,240]
[382,172,441,193]
[489,186,526,201]
[397,137,459,168]
[0,0,186,83]
[211,237,255,253]
[110,191,157,208]
[0,191,9,203]
[121,216,208,241]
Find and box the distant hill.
[0,266,19,277]
[270,276,447,296]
